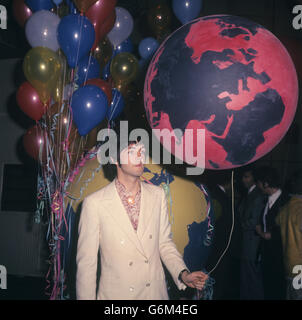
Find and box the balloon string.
[108,91,122,122]
[207,170,235,276]
[83,52,93,86]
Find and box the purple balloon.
[107,7,134,48]
[25,10,60,51]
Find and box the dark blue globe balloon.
[25,0,54,12]
[71,85,108,136]
[145,15,298,170]
[107,89,125,121]
[58,14,95,68]
[76,55,100,85]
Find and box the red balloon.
[12,0,32,28]
[86,0,117,51]
[85,78,112,103]
[17,82,46,121]
[98,9,116,43]
[23,125,47,162]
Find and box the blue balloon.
[25,0,54,12]
[71,85,108,136]
[76,55,100,85]
[172,0,202,24]
[113,38,134,57]
[102,60,111,81]
[138,37,159,60]
[107,89,125,121]
[66,0,78,14]
[52,0,63,5]
[58,14,95,68]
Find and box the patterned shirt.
[115,179,141,231]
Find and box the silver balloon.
[107,7,134,48]
[25,10,60,51]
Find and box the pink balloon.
[17,82,46,121]
[13,0,32,27]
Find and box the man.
[76,137,208,300]
[238,166,265,300]
[255,167,288,300]
[276,172,302,300]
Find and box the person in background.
[276,171,302,300]
[238,166,265,300]
[255,167,288,300]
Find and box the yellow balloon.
[23,47,62,104]
[110,52,139,86]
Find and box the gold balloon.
[110,52,139,86]
[92,37,113,74]
[23,47,62,104]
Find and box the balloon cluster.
[13,0,146,300]
[12,0,204,300]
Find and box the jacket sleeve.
[158,188,188,291]
[242,195,265,230]
[76,197,99,300]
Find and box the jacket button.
[149,234,152,239]
[129,261,133,266]
[145,260,148,264]
[129,287,134,292]
[121,239,125,245]
[146,283,150,287]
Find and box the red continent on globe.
[144,15,298,170]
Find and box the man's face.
[257,180,270,195]
[118,143,146,178]
[242,171,255,189]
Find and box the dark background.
[0,0,301,300]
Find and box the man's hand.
[263,232,271,240]
[181,271,208,291]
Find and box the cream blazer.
[76,180,188,300]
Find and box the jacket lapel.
[137,182,156,240]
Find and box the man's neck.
[116,173,140,195]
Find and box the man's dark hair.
[241,164,257,179]
[255,166,281,189]
[100,122,142,181]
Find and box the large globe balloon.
[144,15,298,170]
